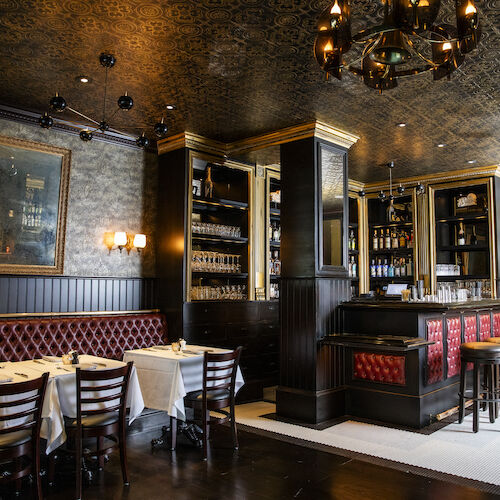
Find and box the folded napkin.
[42,356,62,363]
[0,376,13,384]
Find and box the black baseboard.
[276,386,346,424]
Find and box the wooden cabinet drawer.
[259,302,279,321]
[184,325,226,345]
[183,303,228,325]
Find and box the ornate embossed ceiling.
[0,0,498,181]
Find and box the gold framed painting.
[0,135,70,275]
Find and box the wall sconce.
[104,232,147,254]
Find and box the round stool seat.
[487,337,500,345]
[461,342,500,359]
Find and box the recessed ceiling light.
[437,143,447,148]
[397,122,406,127]
[76,76,91,83]
[166,104,176,110]
[467,160,477,164]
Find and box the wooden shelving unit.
[266,170,281,300]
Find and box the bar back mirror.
[0,136,70,275]
[319,143,347,271]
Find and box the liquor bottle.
[203,166,214,198]
[394,259,400,277]
[458,223,466,246]
[408,230,414,248]
[400,258,406,277]
[269,223,273,241]
[391,230,398,249]
[399,231,406,248]
[387,198,396,222]
[274,251,281,275]
[379,230,384,250]
[376,259,382,277]
[373,230,378,250]
[407,257,413,276]
[348,258,352,277]
[350,230,356,251]
[269,252,274,275]
[470,226,478,245]
[370,259,376,277]
[351,256,357,278]
[385,229,391,249]
[383,258,388,277]
[388,257,394,278]
[273,224,280,242]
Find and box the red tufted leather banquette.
[426,319,444,384]
[0,313,167,362]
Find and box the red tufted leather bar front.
[353,352,406,385]
[493,312,500,338]
[426,319,444,384]
[463,315,477,343]
[0,313,167,362]
[446,316,461,378]
[478,313,491,341]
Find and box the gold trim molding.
[360,165,499,192]
[0,309,160,319]
[157,121,360,156]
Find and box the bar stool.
[459,342,500,432]
[487,337,500,419]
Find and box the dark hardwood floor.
[1,426,498,500]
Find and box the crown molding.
[363,165,500,192]
[0,105,142,149]
[157,120,360,157]
[348,178,365,192]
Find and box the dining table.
[123,344,244,420]
[0,354,145,454]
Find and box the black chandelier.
[38,53,171,148]
[314,0,480,92]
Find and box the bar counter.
[324,299,500,428]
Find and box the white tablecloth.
[0,355,144,454]
[123,345,244,421]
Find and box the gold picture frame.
[0,135,71,275]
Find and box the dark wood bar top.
[322,333,433,352]
[340,298,500,312]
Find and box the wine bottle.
[400,258,406,277]
[370,259,376,277]
[471,226,478,245]
[376,259,382,277]
[385,229,391,249]
[379,231,384,250]
[458,223,466,246]
[383,258,388,277]
[392,230,398,249]
[373,230,378,250]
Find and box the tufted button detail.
[353,352,406,385]
[427,319,444,384]
[0,314,167,362]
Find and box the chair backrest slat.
[76,363,133,422]
[202,347,242,403]
[0,373,48,437]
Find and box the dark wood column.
[276,137,351,423]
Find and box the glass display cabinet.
[366,189,418,295]
[429,178,496,298]
[188,153,254,302]
[265,169,281,301]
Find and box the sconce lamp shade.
[133,234,147,249]
[114,231,127,247]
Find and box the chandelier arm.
[411,30,472,44]
[66,107,100,126]
[352,24,396,42]
[406,37,439,67]
[394,65,434,77]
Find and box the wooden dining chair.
[183,347,242,460]
[0,372,49,499]
[63,362,133,500]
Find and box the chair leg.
[119,424,129,486]
[488,365,495,424]
[76,431,82,500]
[97,436,104,470]
[34,441,42,500]
[459,360,466,424]
[170,416,177,451]
[48,451,56,486]
[230,400,238,450]
[206,410,210,440]
[473,362,480,433]
[496,366,499,420]
[14,457,22,495]
[202,405,208,461]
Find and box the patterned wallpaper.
[0,118,157,278]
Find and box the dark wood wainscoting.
[0,275,158,314]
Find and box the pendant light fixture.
[314,0,481,92]
[38,53,173,147]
